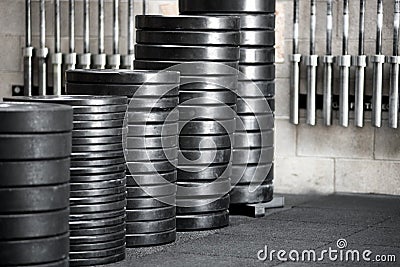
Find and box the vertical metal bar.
[24,0,33,96]
[65,0,76,71]
[99,0,104,55]
[53,0,62,95]
[143,0,146,15]
[290,0,301,125]
[38,0,48,96]
[108,0,120,69]
[323,0,334,126]
[83,0,89,54]
[128,0,134,55]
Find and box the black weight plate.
[178,163,231,181]
[126,184,176,198]
[230,184,273,204]
[232,163,273,185]
[180,75,238,91]
[70,238,125,251]
[71,178,126,191]
[240,47,275,63]
[176,210,229,231]
[70,200,126,214]
[179,148,231,165]
[72,128,124,138]
[126,136,177,149]
[70,209,126,221]
[126,171,177,186]
[72,136,123,145]
[126,159,177,173]
[237,97,273,114]
[237,80,275,97]
[127,123,178,137]
[180,90,236,105]
[237,114,274,131]
[135,44,239,61]
[71,157,125,167]
[126,206,175,222]
[70,252,125,266]
[126,217,175,234]
[70,186,126,198]
[241,30,275,46]
[73,120,124,129]
[0,184,69,213]
[125,147,177,162]
[69,245,125,259]
[0,158,69,187]
[136,30,240,46]
[6,95,127,106]
[0,233,69,265]
[234,130,274,148]
[180,119,235,135]
[66,69,179,84]
[70,230,125,244]
[179,135,232,150]
[32,258,69,267]
[179,0,275,13]
[70,192,126,204]
[126,229,176,247]
[73,112,126,121]
[179,105,235,121]
[127,110,178,124]
[239,64,275,81]
[199,13,275,30]
[73,104,127,114]
[233,147,274,164]
[126,195,175,209]
[128,97,178,110]
[72,143,123,153]
[70,223,125,236]
[0,209,68,240]
[70,216,125,230]
[176,194,229,214]
[0,133,71,160]
[136,15,240,30]
[70,171,125,182]
[71,150,124,160]
[0,102,73,133]
[177,179,231,198]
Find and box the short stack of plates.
[0,102,72,266]
[134,15,240,230]
[180,0,276,205]
[66,69,180,247]
[5,95,128,266]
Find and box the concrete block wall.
[0,0,399,195]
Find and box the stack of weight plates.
[134,15,240,230]
[66,69,180,247]
[0,102,72,266]
[180,0,276,205]
[5,95,128,266]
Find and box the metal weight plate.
[73,112,126,121]
[0,133,71,160]
[128,97,178,110]
[126,217,175,234]
[70,186,126,198]
[136,15,240,30]
[126,171,177,186]
[180,90,237,105]
[237,114,274,131]
[69,245,125,259]
[70,215,126,230]
[179,135,232,150]
[0,158,70,187]
[179,148,231,165]
[126,160,177,173]
[70,230,125,244]
[178,163,231,181]
[127,109,178,124]
[126,184,176,198]
[32,258,69,267]
[70,209,126,221]
[176,210,229,231]
[237,81,275,97]
[70,171,125,183]
[239,64,275,81]
[71,178,126,191]
[0,209,68,240]
[234,130,274,148]
[176,179,231,198]
[136,30,240,46]
[0,102,73,133]
[72,136,123,145]
[0,234,69,265]
[180,75,238,91]
[72,143,123,153]
[232,147,274,164]
[6,95,128,106]
[66,69,179,84]
[71,151,124,160]
[135,44,239,61]
[179,105,235,120]
[70,193,126,205]
[179,0,275,13]
[70,224,125,236]
[176,194,229,214]
[126,195,175,209]
[72,128,124,138]
[199,13,275,30]
[0,184,69,213]
[126,229,176,247]
[241,30,275,46]
[70,252,125,266]
[70,238,125,252]
[127,123,178,137]
[126,206,176,222]
[73,120,124,129]
[237,97,273,114]
[70,200,126,214]
[73,105,127,114]
[230,184,273,204]
[125,148,177,162]
[126,135,177,149]
[231,163,274,185]
[240,47,275,64]
[70,157,125,168]
[180,119,235,135]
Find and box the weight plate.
[126,217,175,234]
[70,171,125,183]
[0,158,69,187]
[241,30,275,46]
[70,186,126,198]
[69,245,125,259]
[126,184,176,198]
[232,163,273,185]
[70,200,126,214]
[70,223,125,236]
[73,104,127,114]
[127,109,178,124]
[72,143,123,153]
[135,44,239,61]
[0,233,69,265]
[126,195,175,209]
[71,178,126,191]
[237,114,274,131]
[176,194,229,214]
[32,258,69,267]
[179,105,235,120]
[70,238,125,252]
[180,90,236,105]
[136,30,240,46]
[239,64,275,81]
[199,13,275,30]
[0,209,68,240]
[177,179,231,198]
[178,163,231,181]
[71,150,124,160]
[237,97,273,114]
[176,210,229,231]
[240,47,275,63]
[179,0,276,13]
[126,159,177,173]
[67,83,179,97]
[6,95,127,106]
[70,209,126,221]
[70,192,126,204]
[70,216,125,230]
[0,102,73,133]
[180,119,235,135]
[127,123,178,137]
[126,135,177,149]
[70,230,125,244]
[180,75,238,91]
[73,112,126,121]
[136,15,240,30]
[126,171,177,186]
[72,136,123,145]
[70,252,125,266]
[0,184,69,213]
[126,206,175,222]
[179,148,231,165]
[234,130,274,148]
[0,133,71,160]
[70,157,125,167]
[179,135,232,150]
[125,147,177,162]
[128,97,178,110]
[230,184,273,204]
[126,229,176,247]
[238,80,275,97]
[267,98,275,111]
[72,128,124,138]
[73,120,124,129]
[66,69,179,84]
[233,147,274,164]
